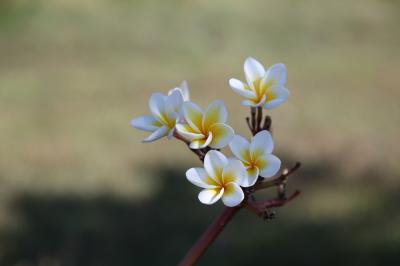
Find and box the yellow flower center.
[252,78,277,103]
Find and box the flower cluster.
[132,57,290,207]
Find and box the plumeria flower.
[131,90,183,142]
[176,100,234,149]
[186,150,247,207]
[229,130,281,187]
[229,57,289,109]
[168,80,190,102]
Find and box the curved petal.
[241,94,266,108]
[242,166,259,187]
[222,183,244,207]
[182,101,204,132]
[202,100,228,131]
[186,167,219,188]
[179,80,190,101]
[167,128,175,139]
[265,63,287,85]
[229,134,251,163]
[244,57,266,84]
[165,90,183,117]
[189,132,213,149]
[198,188,224,205]
[229,78,257,99]
[204,150,229,181]
[250,130,274,161]
[168,80,190,102]
[257,154,281,179]
[263,86,290,109]
[130,115,162,132]
[208,123,234,149]
[222,159,246,185]
[149,93,167,123]
[142,125,168,143]
[176,123,204,141]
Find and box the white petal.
[263,86,290,109]
[202,100,228,131]
[189,132,213,149]
[142,125,169,142]
[242,167,259,187]
[229,134,251,163]
[198,188,224,205]
[244,57,266,84]
[179,80,190,101]
[250,130,274,161]
[130,115,161,132]
[241,94,266,107]
[168,80,190,102]
[167,128,175,139]
[208,123,234,149]
[265,63,287,85]
[222,159,246,185]
[148,93,167,122]
[176,123,204,141]
[229,78,257,99]
[165,90,183,117]
[204,150,228,180]
[222,183,244,207]
[186,167,218,189]
[257,154,281,179]
[182,101,204,132]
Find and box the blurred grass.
[0,0,399,265]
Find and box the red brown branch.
[245,190,301,217]
[175,121,301,265]
[178,206,241,266]
[253,162,301,191]
[174,132,206,161]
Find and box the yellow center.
[252,78,277,103]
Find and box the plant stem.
[178,206,241,266]
[256,107,262,132]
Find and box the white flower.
[229,57,289,109]
[176,100,235,149]
[168,80,190,102]
[131,90,183,142]
[229,130,281,187]
[186,150,247,207]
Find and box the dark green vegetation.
[1,164,399,265]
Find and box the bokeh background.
[1,0,399,265]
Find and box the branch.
[250,107,256,135]
[253,162,301,191]
[262,115,272,131]
[245,190,301,218]
[175,120,302,265]
[256,107,262,132]
[246,117,253,132]
[174,132,206,161]
[178,206,241,266]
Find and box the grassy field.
[0,0,399,265]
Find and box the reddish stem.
[246,190,301,217]
[178,206,241,266]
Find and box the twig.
[250,107,256,135]
[254,162,301,191]
[246,117,253,132]
[178,206,241,266]
[256,107,262,132]
[245,190,301,217]
[176,117,301,265]
[262,115,272,131]
[174,132,206,161]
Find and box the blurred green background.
[1,0,399,265]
